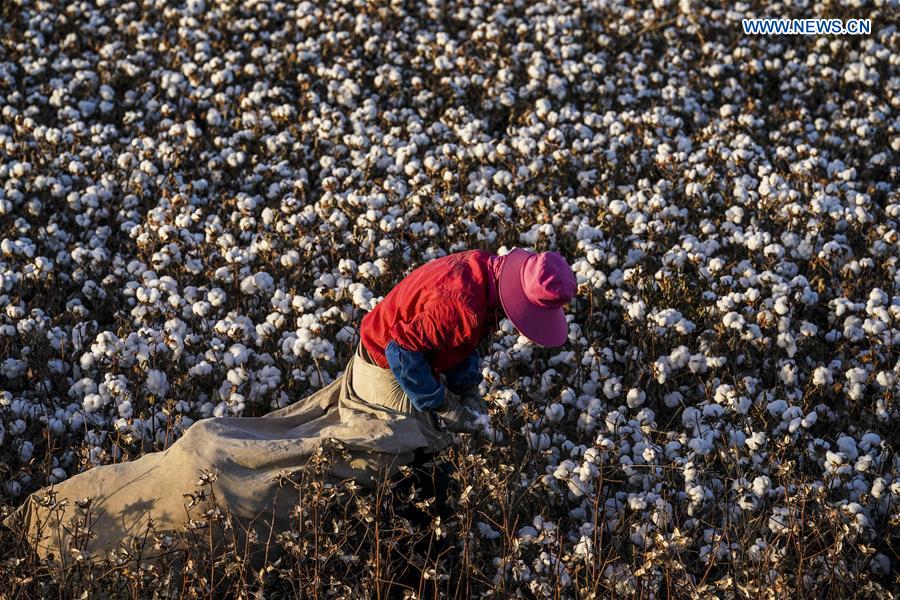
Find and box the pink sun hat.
[498,248,577,347]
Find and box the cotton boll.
[626,388,645,409]
[528,431,551,451]
[118,399,134,419]
[875,371,895,389]
[812,366,833,386]
[208,288,227,306]
[517,526,538,543]
[871,478,887,499]
[801,411,817,428]
[47,416,65,435]
[824,451,844,472]
[49,467,68,483]
[82,393,104,413]
[836,436,859,461]
[663,390,683,408]
[627,301,646,320]
[544,402,565,422]
[745,431,766,451]
[766,399,788,418]
[751,476,771,498]
[19,441,34,462]
[224,343,250,366]
[4,479,22,497]
[477,521,501,540]
[146,369,169,397]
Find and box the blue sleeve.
[444,350,482,393]
[385,340,446,411]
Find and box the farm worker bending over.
[359,247,577,434]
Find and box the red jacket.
[360,250,503,373]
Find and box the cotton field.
[1,0,899,597]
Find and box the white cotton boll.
[45,417,62,436]
[768,507,792,533]
[605,410,625,433]
[225,343,250,366]
[517,526,539,542]
[208,288,227,306]
[189,361,213,377]
[685,483,705,504]
[19,441,34,462]
[545,403,565,422]
[682,406,700,428]
[9,419,26,435]
[688,436,714,456]
[82,393,104,413]
[627,301,646,320]
[192,300,212,317]
[477,522,501,540]
[870,553,891,576]
[766,399,788,417]
[609,200,627,215]
[731,395,751,415]
[774,296,790,315]
[746,431,766,451]
[854,455,873,472]
[118,400,133,418]
[682,461,698,485]
[675,318,696,334]
[729,430,746,448]
[813,366,833,386]
[652,357,671,384]
[837,436,859,461]
[228,392,246,414]
[845,367,868,384]
[663,391,682,408]
[825,451,844,471]
[723,311,744,329]
[751,476,771,497]
[574,536,594,560]
[49,467,67,483]
[702,404,725,423]
[227,368,245,386]
[253,271,274,292]
[859,432,882,452]
[553,459,576,480]
[801,411,817,428]
[146,369,169,397]
[871,478,886,498]
[626,388,645,409]
[528,431,551,451]
[207,108,222,126]
[875,371,895,389]
[653,308,681,328]
[240,275,258,294]
[602,377,622,399]
[4,480,21,497]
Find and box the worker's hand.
[457,383,484,407]
[436,391,485,434]
[461,390,488,418]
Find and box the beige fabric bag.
[2,345,453,567]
